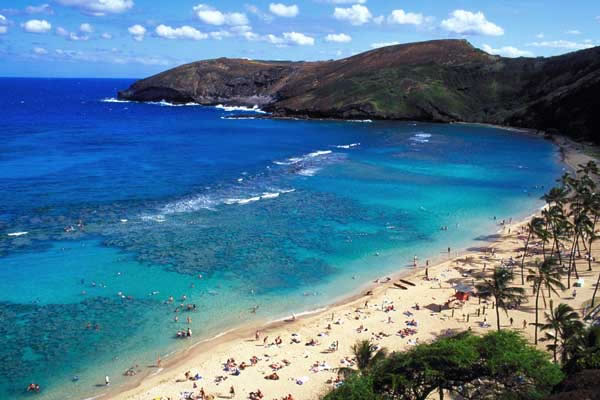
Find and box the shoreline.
[85,131,595,400]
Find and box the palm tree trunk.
[553,329,558,363]
[592,268,600,308]
[534,284,541,344]
[521,231,532,285]
[496,295,501,332]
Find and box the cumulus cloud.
[536,33,544,39]
[0,14,7,33]
[55,25,90,40]
[245,5,273,22]
[371,41,400,49]
[56,0,133,16]
[26,4,53,14]
[269,3,298,18]
[33,46,48,54]
[528,40,594,50]
[101,32,112,39]
[22,19,52,33]
[333,4,371,25]
[283,31,314,45]
[193,4,248,26]
[326,0,366,3]
[441,10,503,36]
[481,44,533,58]
[155,24,208,40]
[566,29,581,35]
[79,22,93,33]
[209,30,232,40]
[128,24,146,41]
[325,33,351,43]
[388,9,424,26]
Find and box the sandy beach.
[107,135,599,400]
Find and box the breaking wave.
[410,132,432,143]
[335,143,360,149]
[215,104,266,114]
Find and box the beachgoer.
[105,376,110,386]
[157,355,161,367]
[523,319,527,329]
[230,385,235,398]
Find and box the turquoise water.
[0,78,564,399]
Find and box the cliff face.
[118,39,600,143]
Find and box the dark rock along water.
[0,78,563,399]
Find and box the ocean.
[0,78,563,399]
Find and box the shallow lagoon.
[0,78,563,399]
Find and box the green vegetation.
[325,161,600,399]
[324,331,563,400]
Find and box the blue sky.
[0,0,598,78]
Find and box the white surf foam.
[410,132,432,143]
[335,143,360,149]
[348,119,372,123]
[215,104,266,114]
[148,100,201,107]
[7,231,28,237]
[297,167,321,176]
[101,97,130,103]
[307,150,332,158]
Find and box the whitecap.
[101,97,130,103]
[335,143,360,149]
[7,231,28,237]
[348,119,372,123]
[215,104,266,114]
[307,150,332,158]
[161,195,219,213]
[261,192,280,199]
[141,215,166,223]
[297,167,321,176]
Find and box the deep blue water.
[0,78,563,399]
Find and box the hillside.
[118,39,600,143]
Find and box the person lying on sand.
[265,372,279,380]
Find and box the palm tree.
[540,301,583,364]
[520,217,544,285]
[527,258,565,345]
[337,340,387,377]
[477,267,526,331]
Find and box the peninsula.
[118,39,600,144]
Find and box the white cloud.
[371,41,400,49]
[101,32,112,39]
[56,26,68,36]
[536,33,544,39]
[56,0,133,16]
[481,44,533,58]
[528,40,594,50]
[266,33,285,44]
[388,9,424,26]
[26,4,53,14]
[325,33,351,43]
[441,10,503,36]
[55,25,90,40]
[245,5,273,22]
[566,29,581,35]
[193,4,248,26]
[333,4,371,26]
[128,24,146,41]
[33,46,48,54]
[209,30,231,40]
[68,32,89,40]
[80,22,93,33]
[22,19,52,33]
[155,24,208,40]
[269,3,298,18]
[0,14,7,33]
[326,0,366,3]
[283,31,314,45]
